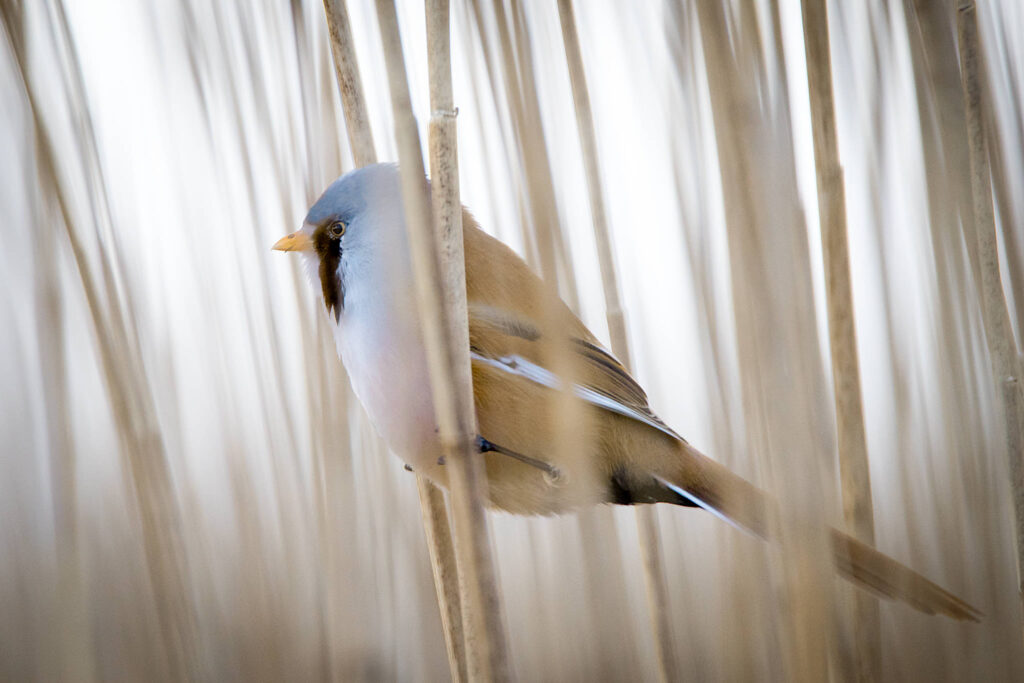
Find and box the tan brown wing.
[463,216,676,437]
[467,301,680,440]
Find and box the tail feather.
[831,530,982,621]
[651,441,981,621]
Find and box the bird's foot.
[475,436,564,485]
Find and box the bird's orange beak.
[272,231,313,252]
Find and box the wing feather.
[467,302,680,441]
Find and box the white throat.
[316,220,440,468]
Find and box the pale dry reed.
[1,1,1022,681]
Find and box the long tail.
[830,530,981,620]
[649,441,981,622]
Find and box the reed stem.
[556,2,676,679]
[375,0,510,678]
[321,3,470,677]
[957,0,1024,629]
[322,0,377,166]
[799,0,880,677]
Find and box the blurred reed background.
[1,0,1023,680]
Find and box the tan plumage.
[275,164,980,622]
[431,213,978,621]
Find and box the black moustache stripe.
[318,244,343,322]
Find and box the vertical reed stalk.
[4,5,201,678]
[799,0,880,678]
[499,4,592,574]
[697,1,837,678]
[483,0,576,306]
[417,476,468,683]
[323,0,377,166]
[375,0,510,679]
[33,185,95,683]
[903,0,980,289]
[900,1,985,617]
[465,7,640,676]
[321,1,469,676]
[556,1,676,680]
[986,90,1024,341]
[957,0,1024,625]
[424,2,470,680]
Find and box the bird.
[273,162,980,621]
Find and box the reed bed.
[1,0,1022,681]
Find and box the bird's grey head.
[273,163,408,322]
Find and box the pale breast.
[335,295,441,469]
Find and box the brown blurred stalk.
[463,3,644,678]
[799,0,880,678]
[903,0,980,288]
[374,0,510,679]
[33,164,95,683]
[3,4,203,679]
[321,1,470,678]
[697,0,837,679]
[556,1,677,680]
[474,0,578,308]
[986,79,1024,342]
[957,0,1024,623]
[900,0,984,614]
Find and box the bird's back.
[452,212,671,514]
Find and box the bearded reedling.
[273,163,980,622]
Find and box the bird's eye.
[329,221,346,238]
